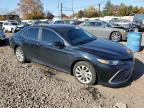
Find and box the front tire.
[73,61,97,85]
[110,31,122,42]
[11,28,15,33]
[15,47,26,63]
[3,28,7,33]
[133,28,139,32]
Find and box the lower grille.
[109,69,133,84]
[112,69,130,82]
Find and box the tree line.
[75,0,144,18]
[0,0,144,20]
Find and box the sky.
[0,0,144,16]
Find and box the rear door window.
[23,28,39,40]
[95,22,102,27]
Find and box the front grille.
[121,58,133,61]
[109,68,133,85]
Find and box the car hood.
[78,39,133,60]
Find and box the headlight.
[127,49,132,54]
[97,59,122,65]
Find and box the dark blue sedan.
[9,24,134,87]
[0,29,6,45]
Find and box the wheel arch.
[71,58,98,84]
[14,45,19,53]
[71,58,96,75]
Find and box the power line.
[72,0,107,9]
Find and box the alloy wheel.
[111,32,121,42]
[15,48,25,62]
[75,65,92,84]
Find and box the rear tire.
[73,61,97,85]
[110,31,122,42]
[0,40,2,46]
[15,47,26,63]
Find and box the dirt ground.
[0,33,144,108]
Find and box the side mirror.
[52,41,65,48]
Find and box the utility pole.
[61,3,63,19]
[98,4,101,18]
[72,0,74,19]
[58,1,60,18]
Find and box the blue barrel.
[127,32,142,53]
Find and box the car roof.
[86,20,102,23]
[31,24,75,29]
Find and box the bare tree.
[18,0,45,19]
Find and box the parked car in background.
[31,20,50,26]
[9,24,134,87]
[53,19,82,25]
[31,20,40,25]
[2,22,18,33]
[16,22,29,32]
[133,14,144,32]
[109,19,132,27]
[0,22,3,29]
[79,20,128,42]
[63,19,80,25]
[74,20,84,25]
[0,29,6,45]
[5,20,19,23]
[109,19,134,32]
[53,20,65,24]
[38,21,49,25]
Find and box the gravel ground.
[0,33,144,108]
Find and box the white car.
[2,22,18,33]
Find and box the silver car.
[109,19,132,27]
[79,20,128,42]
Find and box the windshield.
[55,27,96,45]
[11,23,18,25]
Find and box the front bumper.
[121,32,128,40]
[95,60,134,87]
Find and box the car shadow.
[121,58,144,88]
[0,38,9,47]
[131,58,144,81]
[141,46,144,50]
